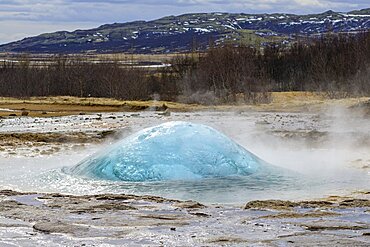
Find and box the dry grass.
[0,92,369,117]
[0,96,201,117]
[259,92,369,112]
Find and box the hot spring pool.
[0,155,367,204]
[0,119,369,204]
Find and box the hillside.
[1,8,370,53]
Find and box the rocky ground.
[0,190,369,246]
[0,95,369,246]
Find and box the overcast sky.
[0,0,369,44]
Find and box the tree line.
[176,32,370,103]
[0,32,369,104]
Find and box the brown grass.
[0,96,201,117]
[0,92,369,117]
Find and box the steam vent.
[69,121,268,182]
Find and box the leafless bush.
[0,32,369,103]
[178,90,223,105]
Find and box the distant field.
[0,52,192,68]
[0,96,197,117]
[0,92,368,117]
[96,53,191,62]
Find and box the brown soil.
[0,132,105,144]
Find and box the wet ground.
[0,190,369,246]
[0,108,369,245]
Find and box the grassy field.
[0,92,369,117]
[0,52,191,66]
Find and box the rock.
[21,111,29,116]
[244,200,336,210]
[259,211,340,219]
[173,201,205,209]
[301,220,368,231]
[86,203,137,212]
[130,105,148,111]
[0,190,29,196]
[99,130,119,140]
[155,104,168,111]
[33,221,87,234]
[157,109,171,116]
[0,200,24,211]
[244,200,298,210]
[299,200,334,208]
[189,212,211,217]
[339,199,370,208]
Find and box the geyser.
[69,121,270,182]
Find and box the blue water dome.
[69,121,269,182]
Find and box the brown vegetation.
[0,32,369,104]
[177,32,370,103]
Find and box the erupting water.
[68,121,271,182]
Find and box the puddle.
[10,194,44,207]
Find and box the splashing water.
[67,121,275,182]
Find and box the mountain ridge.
[1,8,370,54]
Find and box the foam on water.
[67,121,271,182]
